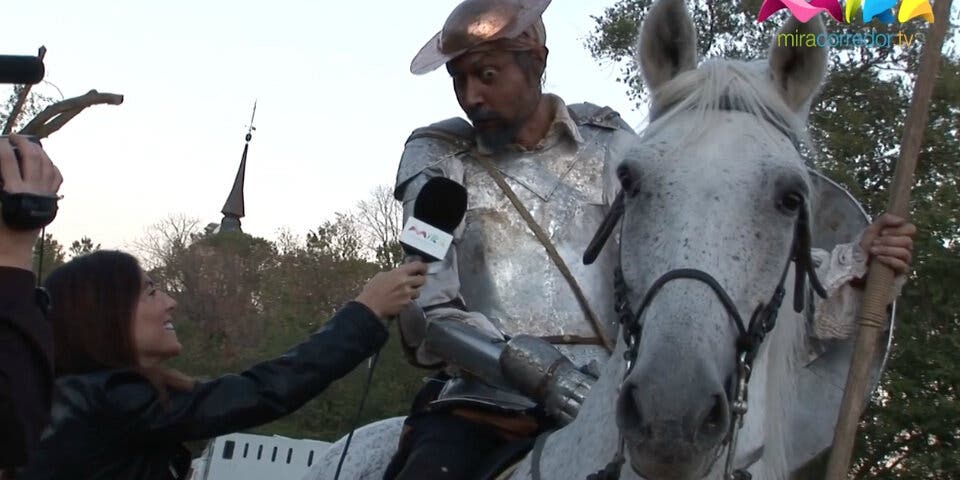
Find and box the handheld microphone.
[399,177,468,263]
[333,177,467,480]
[0,55,45,85]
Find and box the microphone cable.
[333,342,383,480]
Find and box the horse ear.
[638,0,698,91]
[768,15,829,113]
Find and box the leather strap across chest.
[475,153,615,353]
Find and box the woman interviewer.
[18,250,427,479]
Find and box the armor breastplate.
[394,102,636,414]
[457,127,620,344]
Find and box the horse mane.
[761,287,812,480]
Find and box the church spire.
[220,101,256,233]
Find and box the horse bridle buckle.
[723,351,752,479]
[732,352,751,421]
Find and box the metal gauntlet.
[422,320,595,423]
[499,335,596,424]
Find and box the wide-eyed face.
[446,48,543,151]
[131,271,181,366]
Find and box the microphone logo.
[399,217,455,262]
[407,225,445,245]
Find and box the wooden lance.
[825,0,954,477]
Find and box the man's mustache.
[467,109,506,125]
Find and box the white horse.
[305,1,869,478]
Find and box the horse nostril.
[698,394,729,443]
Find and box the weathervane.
[245,100,257,142]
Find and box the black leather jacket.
[18,301,387,480]
[0,267,54,470]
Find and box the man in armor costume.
[384,2,635,477]
[384,1,917,478]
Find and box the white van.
[189,433,331,480]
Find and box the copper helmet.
[410,0,550,75]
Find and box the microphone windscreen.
[412,177,467,234]
[0,56,45,85]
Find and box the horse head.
[609,0,829,477]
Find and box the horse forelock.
[642,59,813,163]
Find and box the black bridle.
[617,206,827,377]
[578,203,827,480]
[559,94,828,480]
[578,208,826,480]
[579,166,829,480]
[624,208,824,473]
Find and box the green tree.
[375,240,404,269]
[174,231,277,363]
[1,85,54,133]
[68,236,100,258]
[306,213,366,264]
[587,2,959,477]
[32,232,65,280]
[847,59,960,478]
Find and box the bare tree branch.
[130,214,201,271]
[19,89,124,139]
[355,184,402,250]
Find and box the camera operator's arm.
[0,135,62,469]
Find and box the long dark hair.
[44,250,194,401]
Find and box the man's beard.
[468,109,522,154]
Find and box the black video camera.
[1,52,57,230]
[0,135,58,230]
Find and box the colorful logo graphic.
[758,0,935,24]
[407,225,444,245]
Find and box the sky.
[5,0,648,252]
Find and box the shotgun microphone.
[0,55,45,85]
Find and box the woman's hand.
[355,261,428,319]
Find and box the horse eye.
[617,164,640,197]
[777,191,804,214]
